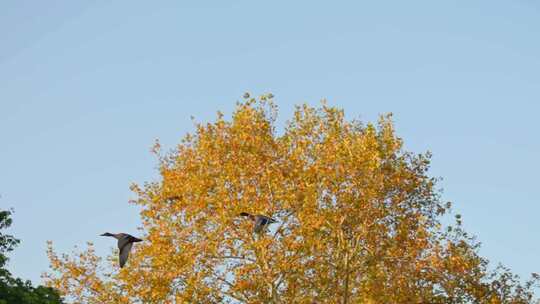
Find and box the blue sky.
[1,1,539,285]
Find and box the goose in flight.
[239,212,277,234]
[100,233,142,268]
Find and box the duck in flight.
[100,233,142,268]
[239,212,277,234]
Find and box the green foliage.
[0,209,64,304]
[0,210,19,273]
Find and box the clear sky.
[1,1,539,285]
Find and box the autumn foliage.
[45,95,538,303]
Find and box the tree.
[45,95,538,303]
[0,209,64,304]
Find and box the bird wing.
[119,242,133,268]
[254,217,268,233]
[117,234,130,251]
[266,216,277,223]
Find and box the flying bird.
[100,233,142,268]
[239,212,277,234]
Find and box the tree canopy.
[45,96,538,303]
[0,209,64,304]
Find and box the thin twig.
[206,255,256,263]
